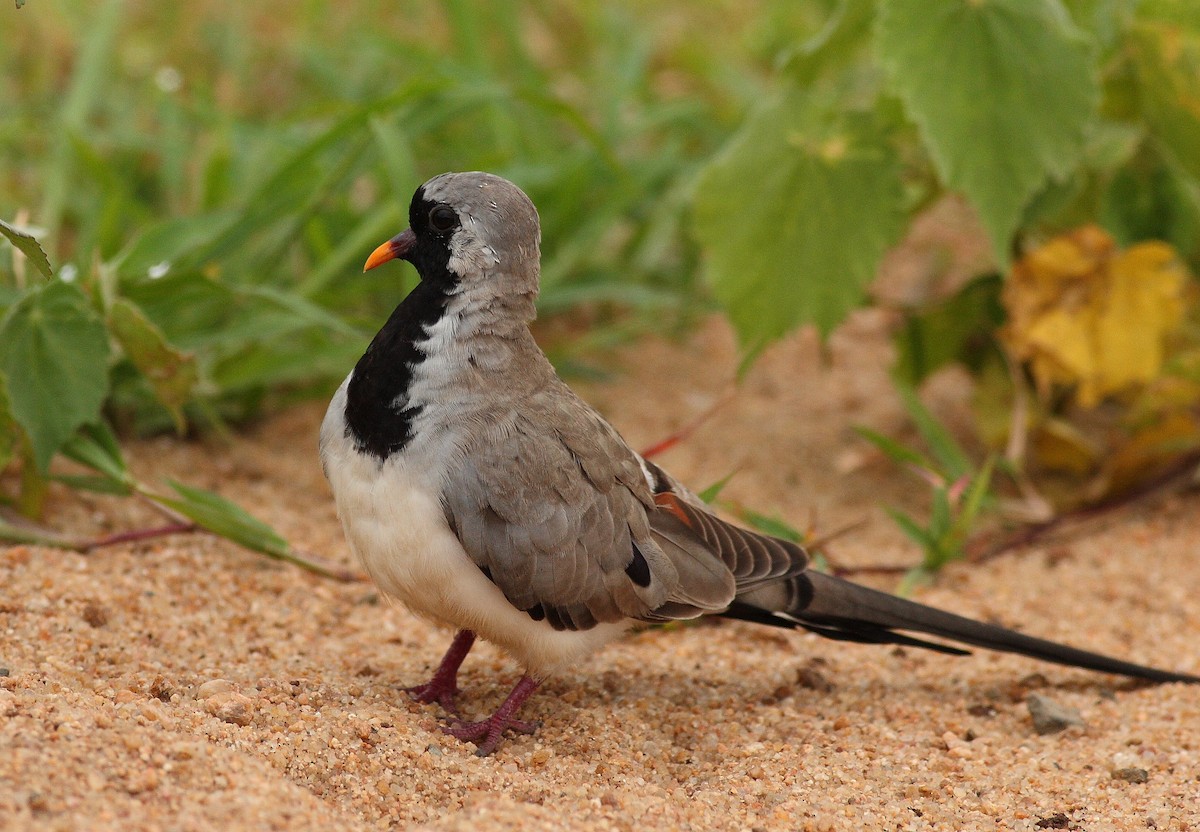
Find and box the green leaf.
[298,201,403,296]
[60,421,130,486]
[928,488,953,549]
[853,425,931,470]
[892,274,1005,386]
[698,471,737,503]
[38,0,124,242]
[781,0,878,86]
[0,281,111,471]
[1129,14,1200,181]
[111,211,238,281]
[693,88,905,348]
[895,382,971,479]
[955,456,996,533]
[876,0,1100,264]
[730,506,805,544]
[50,474,133,496]
[0,218,54,280]
[154,480,291,559]
[0,376,18,473]
[896,566,934,597]
[1101,157,1200,260]
[885,506,935,549]
[108,298,198,431]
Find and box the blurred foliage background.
[2,0,1200,571]
[2,0,795,435]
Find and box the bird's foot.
[442,714,541,756]
[405,679,460,713]
[404,629,477,714]
[439,675,541,757]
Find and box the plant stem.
[271,546,363,583]
[641,388,735,459]
[82,521,196,551]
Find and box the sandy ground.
[3,310,1200,832]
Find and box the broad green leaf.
[1062,0,1138,49]
[693,89,904,348]
[893,274,1005,386]
[155,480,290,558]
[0,218,54,280]
[1129,15,1200,181]
[0,281,110,471]
[781,0,878,86]
[1101,156,1200,260]
[1134,0,1200,30]
[876,0,1100,264]
[108,298,198,431]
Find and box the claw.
[439,675,541,756]
[405,680,460,713]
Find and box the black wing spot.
[625,541,652,587]
[543,605,568,631]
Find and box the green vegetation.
[696,0,1200,351]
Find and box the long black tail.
[728,571,1199,684]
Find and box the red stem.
[83,521,197,551]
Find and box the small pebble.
[81,602,109,628]
[205,692,254,726]
[796,663,833,693]
[149,676,175,703]
[196,679,235,699]
[1112,767,1149,784]
[1027,693,1086,735]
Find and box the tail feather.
[735,571,1199,684]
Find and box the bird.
[320,170,1199,756]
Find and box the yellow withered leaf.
[1002,227,1188,407]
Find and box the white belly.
[320,382,628,676]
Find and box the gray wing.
[443,382,737,631]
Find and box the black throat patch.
[343,188,460,460]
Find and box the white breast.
[320,379,629,677]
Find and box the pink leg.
[405,629,475,713]
[443,675,541,756]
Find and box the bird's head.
[363,171,541,297]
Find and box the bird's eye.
[429,205,459,233]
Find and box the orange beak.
[363,229,417,272]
